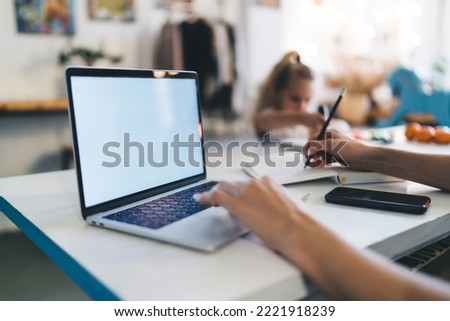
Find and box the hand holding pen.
[304,88,346,168]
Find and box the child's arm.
[254,110,324,134]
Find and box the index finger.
[194,187,237,212]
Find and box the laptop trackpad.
[157,207,248,252]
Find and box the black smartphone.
[325,187,431,214]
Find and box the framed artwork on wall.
[15,0,75,35]
[87,0,135,22]
[155,0,193,10]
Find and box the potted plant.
[58,45,122,66]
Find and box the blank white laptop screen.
[71,76,204,208]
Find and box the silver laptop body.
[66,67,247,252]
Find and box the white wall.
[0,1,140,100]
[246,5,282,91]
[280,0,445,84]
[0,0,243,101]
[441,0,450,89]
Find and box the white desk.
[0,169,304,300]
[1,137,450,300]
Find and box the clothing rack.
[153,0,238,120]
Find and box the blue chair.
[376,67,450,127]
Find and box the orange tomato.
[404,123,422,141]
[415,126,435,143]
[434,126,450,144]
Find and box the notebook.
[66,67,248,252]
[241,152,403,185]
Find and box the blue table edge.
[0,196,120,300]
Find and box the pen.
[304,88,346,168]
[319,104,330,119]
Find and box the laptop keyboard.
[104,181,217,229]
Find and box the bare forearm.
[362,147,450,191]
[314,129,450,190]
[283,213,450,300]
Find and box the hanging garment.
[180,18,218,112]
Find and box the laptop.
[65,67,248,252]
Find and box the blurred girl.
[252,51,324,138]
